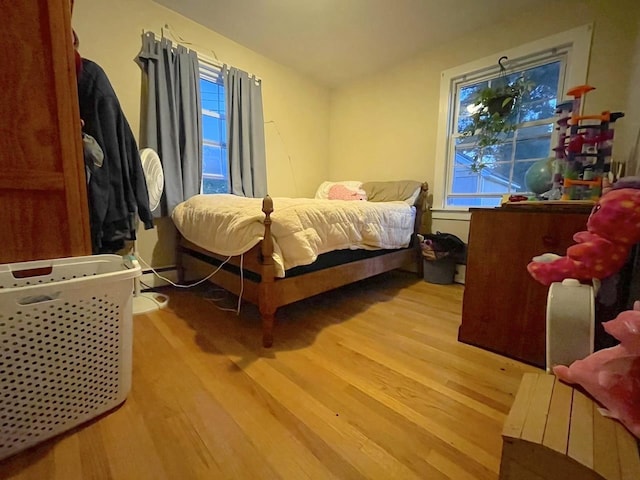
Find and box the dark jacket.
[77,59,154,253]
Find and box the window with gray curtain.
[223,66,268,198]
[199,64,268,197]
[138,33,268,204]
[137,32,202,216]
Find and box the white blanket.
[172,194,416,278]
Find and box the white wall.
[73,0,331,267]
[329,0,640,243]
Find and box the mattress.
[172,194,416,277]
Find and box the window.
[452,61,562,207]
[200,65,228,194]
[433,25,592,214]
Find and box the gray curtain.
[224,66,267,197]
[137,32,202,216]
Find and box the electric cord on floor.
[209,253,244,314]
[136,253,231,288]
[135,253,245,315]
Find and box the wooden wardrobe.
[1,0,91,264]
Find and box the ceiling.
[154,0,542,87]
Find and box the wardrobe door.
[1,0,91,263]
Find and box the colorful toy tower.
[555,85,624,201]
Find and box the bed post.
[414,182,429,278]
[175,229,185,284]
[259,196,277,348]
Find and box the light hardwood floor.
[2,271,540,479]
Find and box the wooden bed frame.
[176,183,429,347]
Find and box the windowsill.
[430,209,472,221]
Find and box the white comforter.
[172,194,416,277]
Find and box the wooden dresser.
[1,0,91,263]
[459,204,592,368]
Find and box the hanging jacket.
[77,58,154,253]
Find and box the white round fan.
[140,148,164,212]
[133,148,169,314]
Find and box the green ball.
[525,158,554,194]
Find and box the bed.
[172,180,429,347]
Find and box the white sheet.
[172,194,416,278]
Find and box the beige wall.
[73,0,640,265]
[619,17,640,176]
[73,0,331,267]
[329,0,640,241]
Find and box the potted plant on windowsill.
[462,76,534,172]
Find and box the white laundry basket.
[0,255,140,461]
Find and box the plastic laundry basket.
[0,255,140,461]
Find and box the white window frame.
[432,24,593,220]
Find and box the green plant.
[462,76,535,173]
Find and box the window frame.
[432,24,593,219]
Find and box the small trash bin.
[419,232,466,285]
[423,257,456,284]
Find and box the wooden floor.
[2,271,540,479]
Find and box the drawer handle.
[542,235,559,247]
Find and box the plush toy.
[527,187,640,286]
[327,184,367,201]
[553,301,640,438]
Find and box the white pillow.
[314,181,367,200]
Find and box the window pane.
[518,124,554,139]
[515,136,552,160]
[480,172,511,194]
[202,177,229,194]
[515,124,553,160]
[446,196,501,207]
[203,115,223,143]
[457,81,488,133]
[513,160,538,192]
[518,62,560,122]
[200,72,228,194]
[451,162,514,195]
[203,144,226,176]
[452,168,479,194]
[485,141,514,164]
[454,148,477,166]
[482,161,512,182]
[201,78,225,113]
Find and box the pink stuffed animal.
[553,301,640,438]
[528,188,640,286]
[327,184,367,201]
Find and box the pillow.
[315,181,367,200]
[361,180,424,205]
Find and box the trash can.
[419,232,466,285]
[423,257,457,284]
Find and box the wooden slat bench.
[500,373,640,480]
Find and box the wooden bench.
[500,373,640,480]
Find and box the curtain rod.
[143,28,261,82]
